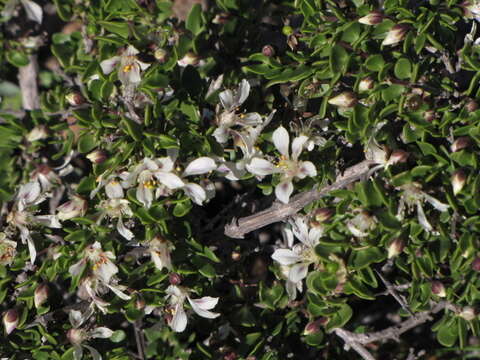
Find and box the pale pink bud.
[466,99,478,112]
[34,283,49,308]
[168,273,182,285]
[154,49,168,63]
[27,125,49,142]
[451,169,466,195]
[431,281,446,297]
[423,110,436,122]
[65,92,85,106]
[358,77,374,92]
[67,328,86,345]
[262,45,275,57]
[3,309,18,335]
[382,24,409,46]
[328,92,357,108]
[451,137,472,152]
[178,52,199,67]
[304,318,328,335]
[459,306,477,321]
[358,11,384,25]
[314,208,334,223]
[57,195,87,221]
[388,149,409,165]
[387,238,405,259]
[86,149,107,164]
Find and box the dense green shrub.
[1,0,480,359]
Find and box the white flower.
[57,195,87,221]
[346,210,377,238]
[144,236,174,272]
[246,126,317,203]
[100,45,150,87]
[271,217,322,285]
[97,198,134,240]
[397,182,449,232]
[0,233,17,267]
[165,285,220,332]
[1,0,43,24]
[213,80,263,143]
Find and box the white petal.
[34,215,62,228]
[17,181,41,206]
[213,126,230,144]
[136,185,153,208]
[423,194,449,212]
[170,303,188,332]
[69,260,86,278]
[245,158,275,176]
[275,180,294,204]
[219,89,234,110]
[154,172,184,189]
[188,297,220,319]
[417,202,433,232]
[272,126,290,158]
[234,79,250,107]
[125,45,139,56]
[292,217,310,245]
[291,135,308,161]
[105,180,124,199]
[285,279,298,300]
[73,345,83,360]
[282,227,295,248]
[21,0,42,24]
[137,60,150,71]
[100,56,120,75]
[183,183,206,205]
[90,327,114,339]
[297,161,317,179]
[239,112,262,126]
[84,345,102,360]
[347,222,369,237]
[271,249,302,265]
[308,227,323,247]
[183,157,216,176]
[151,250,171,271]
[106,284,131,300]
[116,218,133,240]
[288,263,309,283]
[25,232,36,264]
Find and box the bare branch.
[134,319,146,360]
[334,328,375,360]
[18,55,40,111]
[375,270,413,316]
[225,160,375,238]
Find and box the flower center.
[143,180,157,189]
[123,64,133,73]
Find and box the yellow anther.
[123,64,133,73]
[143,180,157,189]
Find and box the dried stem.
[224,160,375,238]
[134,319,146,360]
[18,55,40,111]
[375,269,413,316]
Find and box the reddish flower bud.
[423,110,436,122]
[34,283,49,308]
[328,92,357,108]
[169,273,182,285]
[431,281,446,297]
[262,45,275,57]
[388,149,409,165]
[466,99,478,112]
[65,92,85,106]
[358,11,384,25]
[387,238,405,259]
[452,169,467,195]
[86,149,107,164]
[472,257,480,271]
[304,318,328,335]
[382,24,409,46]
[451,137,472,152]
[3,309,18,335]
[67,328,86,345]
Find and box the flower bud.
[169,273,182,285]
[451,137,472,152]
[67,328,86,345]
[358,77,374,92]
[27,125,48,142]
[135,297,146,310]
[304,318,328,335]
[387,238,405,259]
[423,110,436,122]
[34,283,49,308]
[57,195,88,221]
[459,306,477,321]
[212,13,230,24]
[382,24,409,46]
[224,352,237,360]
[65,92,85,106]
[472,257,480,271]
[388,149,409,165]
[466,99,478,112]
[328,91,357,108]
[358,11,384,25]
[3,309,18,335]
[451,169,467,195]
[177,52,200,67]
[431,280,446,297]
[314,208,334,223]
[231,251,241,261]
[262,45,275,57]
[154,48,168,63]
[86,149,107,164]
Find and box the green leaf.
[77,133,97,153]
[6,51,30,67]
[110,330,126,343]
[325,304,353,332]
[351,247,385,269]
[330,45,349,74]
[365,54,385,72]
[173,201,192,217]
[97,21,130,39]
[186,4,204,36]
[394,58,412,79]
[437,321,458,347]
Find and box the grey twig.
[224,160,375,238]
[134,319,146,360]
[18,55,40,110]
[333,301,448,359]
[375,269,413,316]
